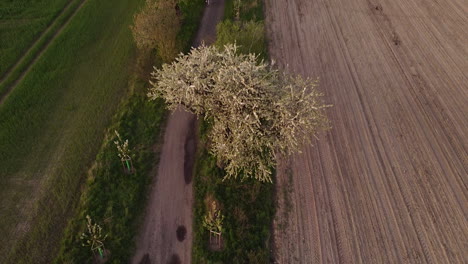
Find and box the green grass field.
[0,0,146,262]
[0,0,85,99]
[0,0,72,76]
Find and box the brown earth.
[131,1,225,263]
[265,0,467,263]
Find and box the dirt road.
[131,1,225,263]
[266,0,467,263]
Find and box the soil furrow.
[266,0,468,262]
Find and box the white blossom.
[149,44,330,182]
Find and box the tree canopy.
[148,44,329,182]
[131,0,180,62]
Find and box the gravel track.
[266,0,467,262]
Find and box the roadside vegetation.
[54,93,167,263]
[193,0,275,261]
[215,0,267,59]
[53,0,204,263]
[192,122,275,263]
[151,44,329,182]
[143,0,323,262]
[215,20,266,59]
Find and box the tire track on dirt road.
[131,1,225,263]
[0,0,87,105]
[266,0,468,262]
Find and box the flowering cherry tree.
[149,44,330,182]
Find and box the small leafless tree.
[202,201,225,246]
[114,131,133,173]
[80,215,107,259]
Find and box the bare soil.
[131,1,225,263]
[266,0,468,263]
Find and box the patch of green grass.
[0,0,146,262]
[216,0,267,61]
[0,0,71,76]
[0,0,84,98]
[178,0,205,52]
[215,20,267,60]
[223,0,264,21]
[192,122,275,263]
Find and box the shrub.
[131,0,181,62]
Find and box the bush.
[131,0,181,62]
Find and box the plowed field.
[265,0,467,262]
